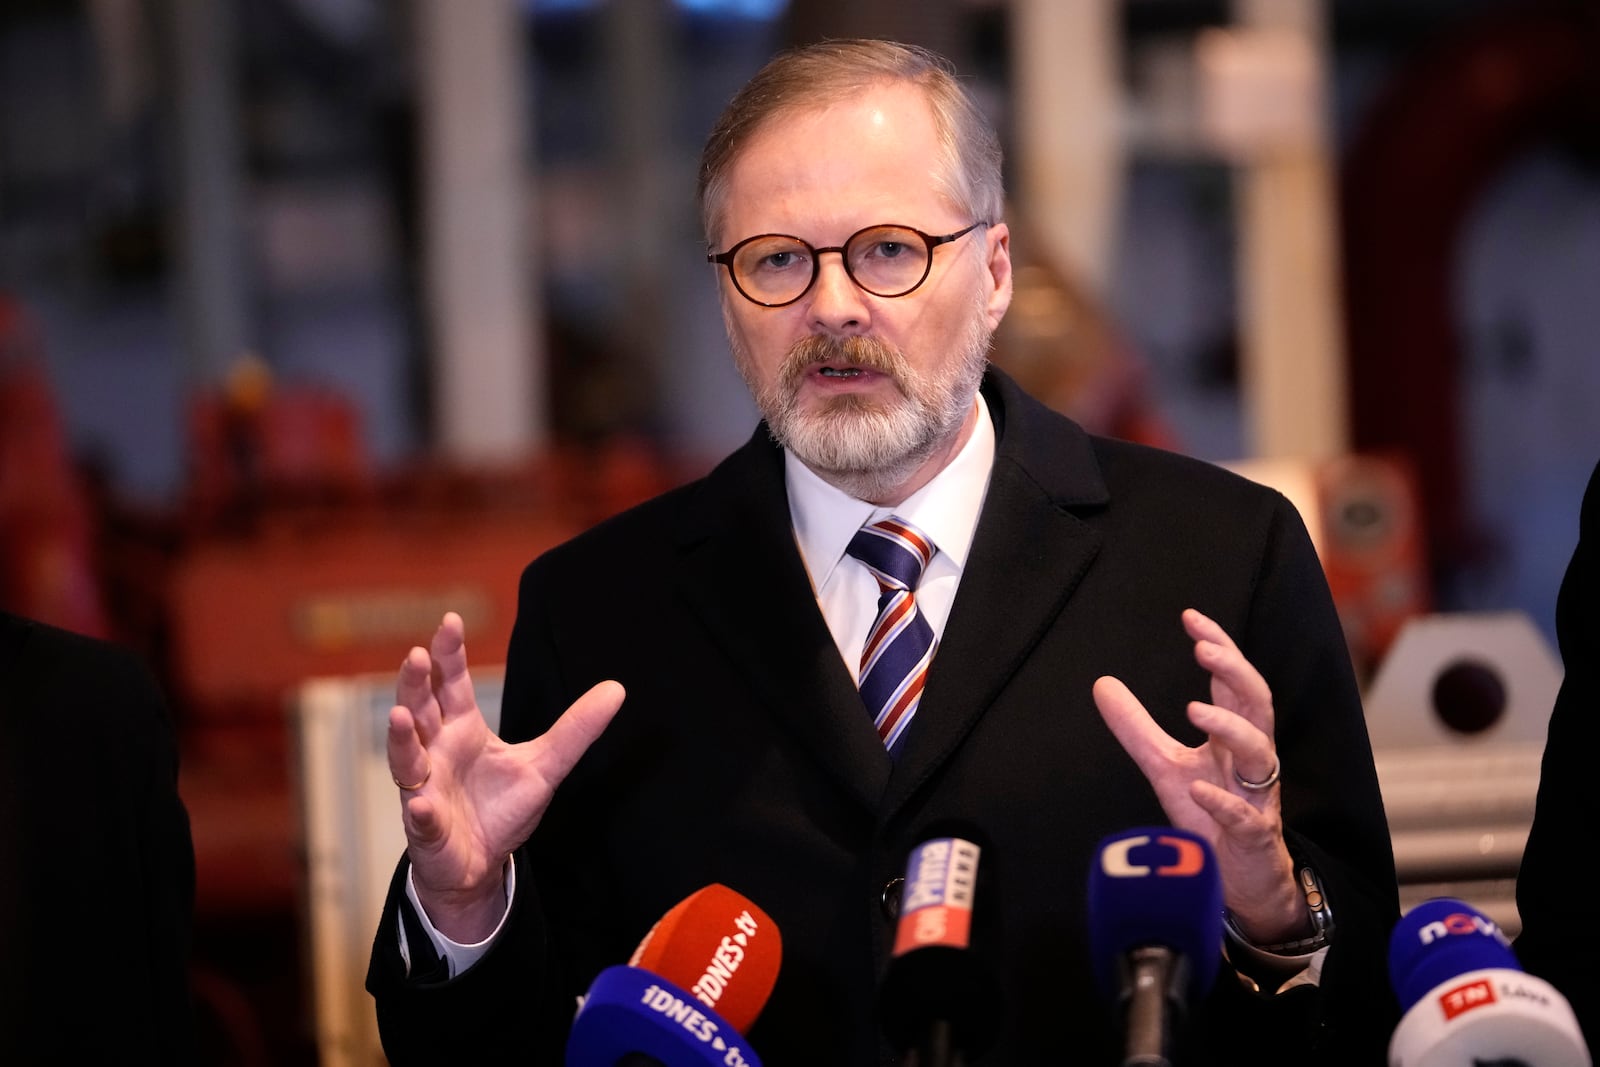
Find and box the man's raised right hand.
[386,611,624,943]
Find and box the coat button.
[880,877,903,920]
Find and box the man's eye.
[874,241,907,259]
[762,251,796,269]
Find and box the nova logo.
[1099,834,1207,877]
[1416,911,1510,948]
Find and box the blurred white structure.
[1366,611,1562,933]
[297,670,504,1067]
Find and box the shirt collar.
[786,393,996,590]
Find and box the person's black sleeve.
[1196,492,1403,1064]
[1515,459,1600,1050]
[1,612,197,1064]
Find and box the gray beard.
[729,304,993,502]
[772,388,958,502]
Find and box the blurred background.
[2,0,1596,1063]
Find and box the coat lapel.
[884,372,1110,811]
[673,430,893,811]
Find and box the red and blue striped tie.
[847,516,937,755]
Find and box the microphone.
[1387,898,1589,1067]
[627,884,782,1036]
[1087,827,1223,1067]
[566,884,781,1067]
[876,824,1004,1067]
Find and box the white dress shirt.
[786,395,996,678]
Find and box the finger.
[1185,611,1273,727]
[386,705,433,791]
[530,680,627,789]
[387,706,447,847]
[428,612,479,723]
[402,790,442,847]
[1189,780,1281,849]
[1182,607,1237,651]
[396,645,443,741]
[1187,699,1272,756]
[1187,701,1277,787]
[1195,639,1271,709]
[1093,675,1181,776]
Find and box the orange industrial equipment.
[167,505,592,913]
[184,356,375,526]
[0,294,109,640]
[161,391,689,916]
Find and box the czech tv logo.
[1098,833,1207,878]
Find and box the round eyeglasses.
[707,221,988,308]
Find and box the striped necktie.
[846,515,937,755]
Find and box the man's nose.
[806,250,870,335]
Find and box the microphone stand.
[905,1019,961,1067]
[1121,946,1190,1067]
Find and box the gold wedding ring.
[393,755,432,792]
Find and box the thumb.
[531,680,625,789]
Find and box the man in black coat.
[1515,457,1600,1050]
[368,39,1400,1065]
[0,610,195,1063]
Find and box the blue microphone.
[565,967,763,1067]
[1387,898,1589,1066]
[1389,898,1519,1011]
[1087,827,1223,1067]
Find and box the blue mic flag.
[1087,826,1224,1004]
[565,966,763,1067]
[1388,898,1519,1013]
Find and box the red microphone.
[627,884,782,1035]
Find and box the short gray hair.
[697,39,1004,247]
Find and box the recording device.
[1087,827,1223,1067]
[876,824,1004,1066]
[1388,898,1589,1067]
[566,884,780,1067]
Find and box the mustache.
[780,334,905,381]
